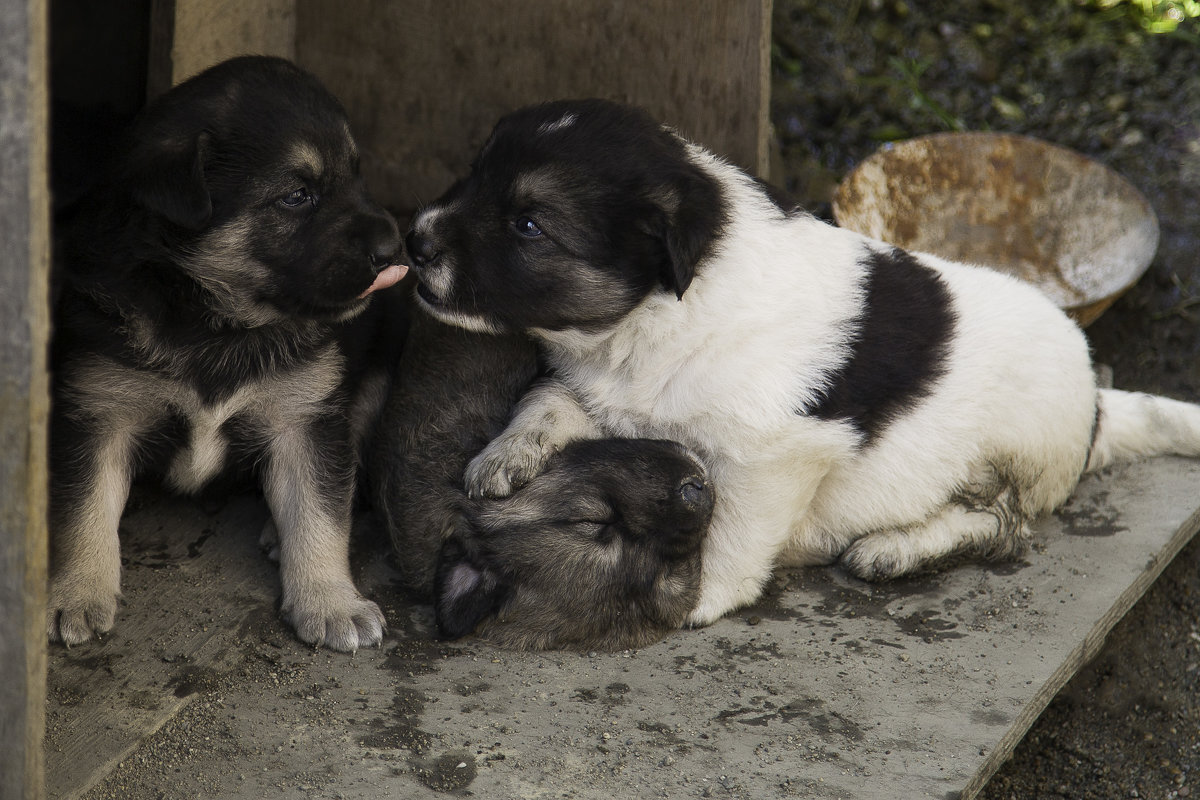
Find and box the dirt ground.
[771,1,1200,797]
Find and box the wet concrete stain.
[361,721,437,754]
[360,685,437,754]
[572,682,630,709]
[715,695,866,742]
[383,639,466,678]
[1056,491,1126,537]
[168,664,222,697]
[409,750,477,794]
[894,609,966,642]
[187,527,214,558]
[795,569,969,642]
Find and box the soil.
[772,1,1200,797]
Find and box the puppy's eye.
[279,188,312,208]
[513,217,543,238]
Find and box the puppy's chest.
[567,359,724,441]
[71,345,344,491]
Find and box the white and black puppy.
[405,98,1200,627]
[49,56,407,651]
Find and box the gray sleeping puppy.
[367,301,714,650]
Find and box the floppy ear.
[433,534,510,640]
[649,167,726,299]
[128,130,213,231]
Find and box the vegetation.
[1090,0,1200,34]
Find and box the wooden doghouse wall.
[166,1,770,219]
[292,0,772,218]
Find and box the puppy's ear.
[433,534,510,640]
[648,167,725,299]
[128,131,213,231]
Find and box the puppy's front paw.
[464,435,553,499]
[47,578,120,646]
[282,586,386,652]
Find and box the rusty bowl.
[832,132,1159,326]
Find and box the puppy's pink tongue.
[358,264,409,298]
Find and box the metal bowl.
[832,132,1159,326]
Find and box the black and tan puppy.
[368,307,713,650]
[49,56,407,652]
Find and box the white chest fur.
[63,344,344,494]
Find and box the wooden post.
[0,0,50,798]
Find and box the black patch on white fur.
[809,248,955,442]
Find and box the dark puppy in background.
[49,56,407,652]
[367,304,713,650]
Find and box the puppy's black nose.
[369,246,398,271]
[405,230,441,270]
[677,476,710,510]
[355,213,401,272]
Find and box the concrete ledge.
[46,457,1200,799]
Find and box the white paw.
[281,585,386,652]
[839,533,919,582]
[464,433,555,499]
[47,577,121,646]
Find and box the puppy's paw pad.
[284,594,386,653]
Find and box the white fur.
[467,143,1200,626]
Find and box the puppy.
[367,304,713,650]
[404,98,1200,628]
[49,56,407,652]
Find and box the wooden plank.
[43,490,276,800]
[294,0,772,217]
[47,457,1200,799]
[0,0,50,798]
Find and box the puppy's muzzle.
[660,473,714,558]
[404,230,451,306]
[405,230,441,270]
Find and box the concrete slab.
[46,457,1200,800]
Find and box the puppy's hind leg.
[839,493,1030,582]
[264,419,385,652]
[685,426,851,626]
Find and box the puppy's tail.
[1085,388,1200,472]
